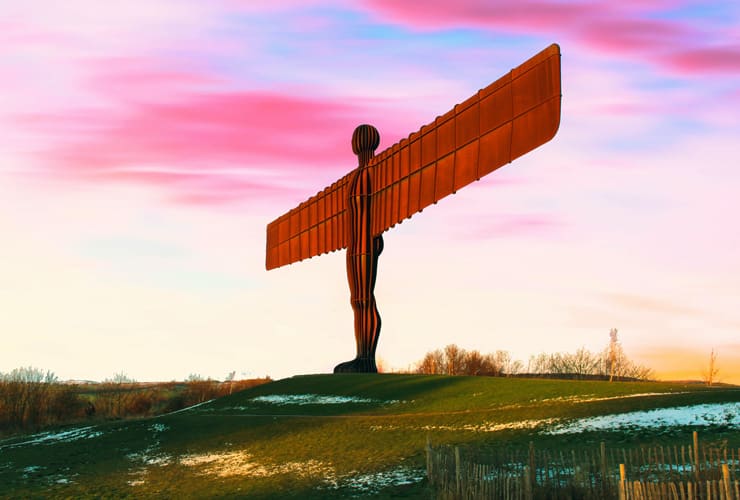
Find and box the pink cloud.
[453,213,563,240]
[595,102,663,116]
[663,46,740,73]
[363,0,595,32]
[22,90,357,203]
[360,0,740,76]
[85,57,224,102]
[18,60,416,208]
[577,17,690,53]
[95,169,303,208]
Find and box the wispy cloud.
[452,212,563,240]
[602,292,702,317]
[15,58,392,206]
[360,0,740,76]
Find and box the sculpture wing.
[265,170,355,270]
[369,43,562,236]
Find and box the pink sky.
[1,1,738,383]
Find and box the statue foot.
[333,357,377,374]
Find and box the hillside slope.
[1,374,738,498]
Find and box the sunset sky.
[1,1,738,384]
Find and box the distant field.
[1,374,738,498]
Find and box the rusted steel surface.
[369,43,561,235]
[265,171,352,270]
[264,44,562,373]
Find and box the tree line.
[412,330,654,380]
[0,367,270,437]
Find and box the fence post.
[425,435,431,481]
[722,464,730,500]
[619,463,626,500]
[529,441,536,492]
[601,442,608,491]
[694,431,701,482]
[524,465,533,500]
[455,446,461,495]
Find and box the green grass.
[1,374,738,499]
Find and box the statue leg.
[365,235,383,358]
[334,238,382,373]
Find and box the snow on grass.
[179,450,336,479]
[178,450,423,493]
[127,450,172,467]
[371,418,556,433]
[423,418,556,433]
[149,423,168,433]
[127,468,148,487]
[546,402,740,434]
[0,426,103,450]
[333,466,426,493]
[249,394,400,405]
[125,421,173,481]
[537,392,685,405]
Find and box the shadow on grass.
[201,373,473,417]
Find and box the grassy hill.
[1,374,738,498]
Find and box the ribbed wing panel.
[370,43,561,236]
[265,170,355,270]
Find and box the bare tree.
[569,347,602,377]
[98,372,136,418]
[0,367,58,430]
[494,350,514,376]
[415,346,505,376]
[185,374,219,404]
[527,353,550,374]
[225,371,236,395]
[463,350,500,376]
[703,348,719,387]
[444,344,465,375]
[415,349,445,374]
[608,328,619,382]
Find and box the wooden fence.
[426,432,739,499]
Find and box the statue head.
[351,124,380,156]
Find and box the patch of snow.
[178,450,423,494]
[537,392,685,404]
[334,466,425,492]
[0,426,103,450]
[149,423,168,433]
[371,418,555,433]
[127,450,172,466]
[55,477,71,484]
[179,450,336,479]
[126,424,171,470]
[127,468,148,487]
[21,465,45,479]
[250,394,399,405]
[546,402,740,434]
